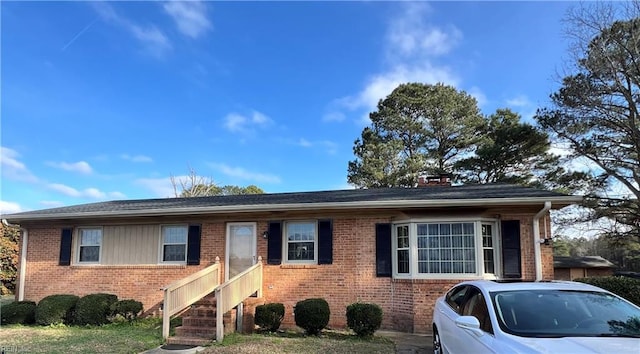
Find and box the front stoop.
[167,296,236,346]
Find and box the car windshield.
[491,290,640,338]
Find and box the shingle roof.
[554,256,616,269]
[3,183,582,222]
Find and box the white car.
[432,280,640,354]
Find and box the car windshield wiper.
[595,333,640,338]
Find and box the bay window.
[392,219,500,278]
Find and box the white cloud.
[322,111,346,123]
[297,139,338,154]
[223,110,273,135]
[0,201,23,215]
[298,138,313,148]
[47,183,123,200]
[135,177,176,198]
[209,163,281,184]
[326,3,461,124]
[92,2,171,57]
[40,200,65,208]
[506,95,531,107]
[0,146,38,183]
[385,2,462,59]
[121,154,153,163]
[46,161,93,174]
[163,0,212,39]
[468,86,488,108]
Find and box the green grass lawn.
[204,330,396,354]
[0,318,165,354]
[0,321,396,354]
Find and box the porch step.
[175,325,216,338]
[166,336,213,346]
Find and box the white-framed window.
[161,225,188,263]
[482,223,496,274]
[78,228,102,263]
[396,224,410,274]
[284,221,317,263]
[392,219,500,279]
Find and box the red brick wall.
[20,210,550,333]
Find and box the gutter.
[2,219,27,301]
[4,196,583,222]
[533,202,551,281]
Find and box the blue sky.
[1,1,575,214]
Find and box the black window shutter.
[376,223,392,277]
[317,219,333,265]
[59,228,73,266]
[267,221,282,265]
[186,224,201,265]
[501,220,522,278]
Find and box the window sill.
[280,264,318,269]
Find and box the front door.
[226,222,257,280]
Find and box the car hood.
[515,336,640,354]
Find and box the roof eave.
[3,195,583,223]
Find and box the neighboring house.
[3,182,580,338]
[554,255,616,280]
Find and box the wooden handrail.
[161,257,221,339]
[215,256,263,342]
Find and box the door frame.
[225,222,257,281]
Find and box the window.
[445,285,468,313]
[482,224,495,274]
[396,225,410,273]
[285,221,316,263]
[392,220,500,278]
[417,222,476,274]
[78,228,101,263]
[162,225,188,262]
[462,288,493,334]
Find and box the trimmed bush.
[74,293,118,325]
[255,303,285,332]
[111,299,143,321]
[35,294,79,325]
[575,276,640,306]
[346,302,383,337]
[0,301,36,325]
[294,298,330,335]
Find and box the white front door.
[226,222,257,280]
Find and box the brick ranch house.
[3,183,580,340]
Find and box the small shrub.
[0,301,36,325]
[74,293,118,325]
[111,299,143,321]
[294,298,330,335]
[574,276,640,306]
[346,302,383,337]
[255,303,285,332]
[35,294,79,325]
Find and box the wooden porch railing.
[214,256,263,342]
[161,257,221,339]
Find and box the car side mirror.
[455,316,484,337]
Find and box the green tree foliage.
[455,109,559,185]
[171,167,264,197]
[0,224,20,295]
[535,3,640,244]
[348,83,483,188]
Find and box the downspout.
[2,219,27,301]
[533,202,551,281]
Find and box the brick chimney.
[417,174,452,187]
